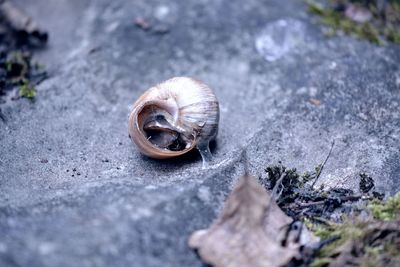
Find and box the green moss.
[360,23,381,44]
[307,0,382,44]
[369,192,400,221]
[362,246,382,267]
[308,194,400,266]
[306,0,400,45]
[34,62,46,70]
[19,80,36,99]
[309,220,365,266]
[362,239,400,267]
[301,171,313,183]
[307,1,325,16]
[383,238,400,257]
[386,27,400,44]
[313,224,334,239]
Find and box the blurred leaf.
[189,175,299,267]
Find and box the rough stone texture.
[0,0,399,266]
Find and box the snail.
[128,77,219,167]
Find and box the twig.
[272,171,287,201]
[242,149,249,176]
[311,140,335,189]
[316,235,340,249]
[306,216,334,226]
[294,194,369,208]
[331,173,352,189]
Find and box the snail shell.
[128,77,219,165]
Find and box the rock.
[0,0,399,266]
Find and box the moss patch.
[0,2,47,102]
[306,0,400,45]
[369,192,400,220]
[262,161,399,266]
[19,80,36,99]
[1,50,44,100]
[308,194,400,267]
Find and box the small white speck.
[0,243,7,253]
[269,84,281,94]
[297,87,307,95]
[75,110,83,117]
[112,51,121,59]
[358,112,368,121]
[395,72,400,87]
[130,208,152,220]
[105,21,120,33]
[145,185,157,190]
[175,49,185,58]
[219,104,228,113]
[237,62,249,74]
[197,186,211,204]
[38,242,56,255]
[309,87,318,97]
[154,5,170,21]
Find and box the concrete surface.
[0,0,399,266]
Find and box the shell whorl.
[129,77,219,160]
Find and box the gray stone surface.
[0,0,399,266]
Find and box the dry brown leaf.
[189,175,299,267]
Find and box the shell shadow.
[138,140,218,171]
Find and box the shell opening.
[141,111,194,152]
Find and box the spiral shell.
[128,77,219,165]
